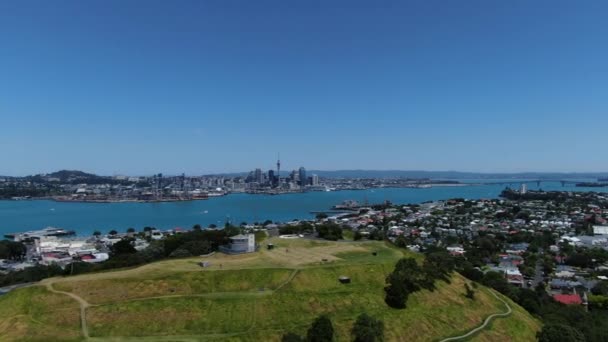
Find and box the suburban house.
[553,293,583,305]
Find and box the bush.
[307,315,334,342]
[110,238,136,255]
[351,313,384,342]
[180,240,213,256]
[537,324,585,342]
[591,281,608,296]
[316,223,343,241]
[0,240,27,260]
[169,248,193,258]
[353,231,363,241]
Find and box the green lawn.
[55,268,294,304]
[0,286,81,342]
[0,239,541,341]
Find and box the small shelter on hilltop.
[219,234,256,254]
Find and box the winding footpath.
[44,282,91,339]
[39,267,510,341]
[39,268,302,341]
[439,290,512,342]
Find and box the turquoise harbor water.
[1,181,607,236]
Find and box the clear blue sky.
[1,0,607,176]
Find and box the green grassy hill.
[0,239,541,341]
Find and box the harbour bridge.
[477,180,581,187]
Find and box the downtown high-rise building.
[254,168,263,184]
[298,167,306,186]
[311,174,319,186]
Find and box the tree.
[169,248,192,258]
[351,313,384,342]
[537,324,585,342]
[108,229,118,236]
[423,251,455,285]
[110,238,136,255]
[316,223,343,241]
[180,240,213,256]
[93,230,101,237]
[0,243,9,260]
[384,258,424,309]
[307,315,334,342]
[193,224,202,231]
[591,281,608,296]
[384,271,409,309]
[0,241,26,260]
[315,213,328,220]
[354,231,363,241]
[127,227,136,233]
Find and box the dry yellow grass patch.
[260,242,370,266]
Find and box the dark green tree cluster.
[282,313,383,342]
[316,223,343,241]
[0,264,64,286]
[279,222,314,235]
[110,238,137,255]
[538,324,585,342]
[0,240,27,260]
[0,184,57,199]
[351,313,384,342]
[163,226,238,257]
[384,258,432,309]
[384,251,458,309]
[565,248,608,269]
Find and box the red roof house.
[553,294,582,305]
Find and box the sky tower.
[276,153,281,187]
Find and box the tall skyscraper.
[298,167,306,187]
[290,170,298,183]
[254,168,263,184]
[268,170,275,186]
[312,174,319,186]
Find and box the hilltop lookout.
[219,234,256,254]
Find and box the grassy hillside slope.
[0,239,541,341]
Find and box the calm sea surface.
[1,181,606,236]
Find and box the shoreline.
[0,184,479,203]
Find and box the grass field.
[0,238,541,341]
[0,286,81,342]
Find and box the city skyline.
[2,1,608,175]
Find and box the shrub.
[307,315,334,342]
[351,313,384,342]
[537,324,585,342]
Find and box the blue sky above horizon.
[1,0,607,176]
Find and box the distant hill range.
[9,169,608,180]
[207,170,608,180]
[24,170,133,185]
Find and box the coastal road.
[0,282,35,295]
[530,249,544,289]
